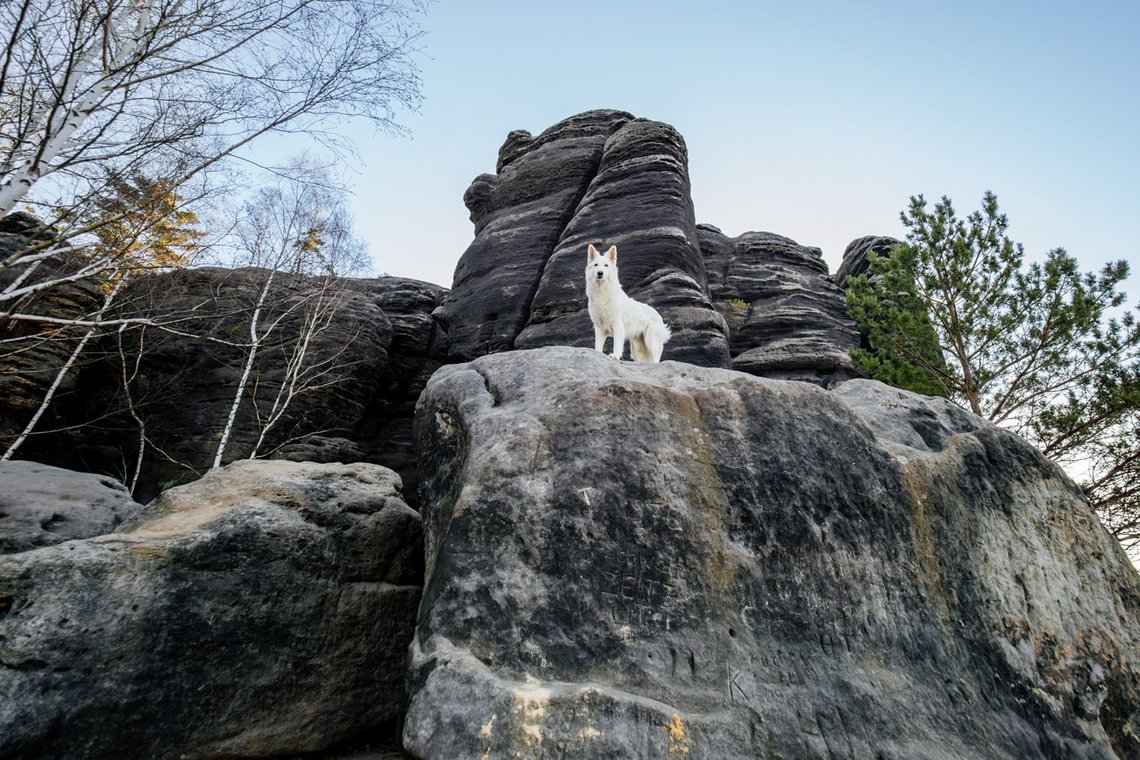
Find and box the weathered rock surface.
[835,234,901,287]
[700,225,861,384]
[0,459,423,760]
[0,213,104,444]
[436,110,632,360]
[436,110,731,367]
[407,346,1140,759]
[0,461,142,554]
[16,268,445,503]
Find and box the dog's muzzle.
[595,271,604,279]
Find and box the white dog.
[585,244,671,362]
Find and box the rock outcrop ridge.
[700,225,861,383]
[437,109,732,368]
[436,109,864,383]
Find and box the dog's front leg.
[610,323,625,360]
[594,326,607,353]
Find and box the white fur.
[585,244,671,362]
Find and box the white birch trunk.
[212,268,276,468]
[2,278,125,461]
[247,287,334,458]
[0,2,157,216]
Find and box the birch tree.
[1,0,425,294]
[1,0,424,461]
[0,177,205,459]
[212,163,367,467]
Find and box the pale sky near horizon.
[306,1,1139,297]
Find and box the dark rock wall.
[0,214,104,443]
[15,267,445,503]
[700,225,861,384]
[437,109,731,367]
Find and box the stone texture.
[355,276,450,501]
[0,459,423,760]
[436,110,731,367]
[700,225,862,384]
[513,118,730,368]
[17,268,445,503]
[0,214,104,444]
[0,461,141,554]
[407,346,1140,759]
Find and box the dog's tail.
[645,319,672,362]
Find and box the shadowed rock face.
[700,225,861,385]
[436,109,731,368]
[0,215,104,443]
[0,459,423,760]
[10,267,446,503]
[407,347,1140,759]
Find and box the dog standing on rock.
[585,244,671,362]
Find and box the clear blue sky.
[322,1,1139,295]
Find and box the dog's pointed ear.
[606,246,617,262]
[588,244,598,261]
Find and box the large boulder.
[406,346,1140,759]
[0,459,423,760]
[0,461,142,554]
[700,225,861,384]
[436,110,731,367]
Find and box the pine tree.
[84,173,205,272]
[846,192,1140,552]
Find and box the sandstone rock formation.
[0,461,142,554]
[408,346,1139,759]
[2,112,866,505]
[435,109,867,380]
[435,109,731,367]
[700,225,861,384]
[0,459,423,760]
[4,113,1139,760]
[834,234,901,287]
[13,267,445,503]
[0,213,104,444]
